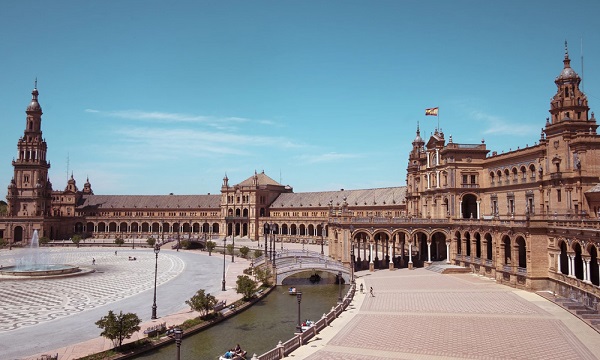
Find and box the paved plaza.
[291,269,600,360]
[2,241,600,360]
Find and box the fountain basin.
[0,264,81,277]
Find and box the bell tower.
[6,83,52,217]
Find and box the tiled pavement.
[294,269,600,360]
[3,242,600,360]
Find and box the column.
[584,258,591,283]
[476,201,480,219]
[436,170,441,189]
[568,254,574,277]
[427,241,432,263]
[369,242,374,272]
[389,240,394,270]
[556,253,561,273]
[408,242,413,270]
[446,241,451,264]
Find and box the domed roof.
[26,88,42,112]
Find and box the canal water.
[137,279,345,359]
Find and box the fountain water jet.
[0,230,83,277]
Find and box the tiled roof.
[77,194,221,209]
[237,171,283,187]
[271,187,406,208]
[586,183,600,193]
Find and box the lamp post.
[151,243,160,319]
[349,225,354,283]
[296,292,303,333]
[222,236,227,291]
[174,327,183,360]
[321,222,325,255]
[231,220,235,263]
[338,271,343,303]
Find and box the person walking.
[369,286,374,297]
[92,258,96,265]
[360,283,364,293]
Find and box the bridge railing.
[252,284,356,360]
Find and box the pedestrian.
[369,286,374,297]
[360,283,363,293]
[115,250,117,256]
[92,258,96,265]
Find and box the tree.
[206,241,216,255]
[0,238,5,248]
[114,237,125,246]
[226,243,234,256]
[254,266,272,286]
[185,289,217,317]
[253,249,263,259]
[95,310,141,349]
[239,246,250,259]
[39,236,50,246]
[0,200,7,216]
[71,234,82,248]
[236,275,258,301]
[147,237,156,247]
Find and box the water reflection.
[136,283,344,359]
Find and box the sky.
[1,0,599,197]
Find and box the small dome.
[557,66,577,80]
[26,88,42,112]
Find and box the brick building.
[1,45,599,307]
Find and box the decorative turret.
[83,176,94,194]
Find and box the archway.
[589,246,599,286]
[461,194,478,219]
[573,242,584,280]
[516,236,526,268]
[559,241,568,275]
[14,226,24,243]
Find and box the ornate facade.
[1,45,599,307]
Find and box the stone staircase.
[537,292,600,333]
[426,263,471,274]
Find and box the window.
[557,189,562,202]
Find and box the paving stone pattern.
[0,249,183,332]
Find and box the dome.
[557,66,578,81]
[26,88,42,112]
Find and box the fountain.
[0,230,83,277]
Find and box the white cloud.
[471,110,537,136]
[296,152,363,164]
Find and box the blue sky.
[1,0,599,197]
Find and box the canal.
[136,281,345,359]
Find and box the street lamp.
[338,271,343,303]
[349,225,354,283]
[296,292,303,333]
[321,222,325,255]
[222,236,227,291]
[151,243,160,319]
[174,327,183,360]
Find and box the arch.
[529,164,536,179]
[511,167,518,181]
[559,240,569,275]
[108,222,117,232]
[243,208,249,217]
[520,166,527,180]
[131,222,139,233]
[588,245,599,286]
[75,222,84,234]
[573,242,584,280]
[502,235,511,265]
[485,233,493,260]
[474,232,481,258]
[86,222,94,234]
[455,231,462,254]
[516,236,526,268]
[461,193,478,219]
[299,224,306,236]
[13,226,24,243]
[465,232,471,257]
[119,222,127,233]
[281,224,289,235]
[98,222,106,233]
[430,230,448,261]
[151,222,160,233]
[141,222,150,232]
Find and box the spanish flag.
[425,107,439,116]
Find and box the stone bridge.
[254,249,351,285]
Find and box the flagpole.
[437,109,440,132]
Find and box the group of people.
[222,344,244,359]
[359,283,374,297]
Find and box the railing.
[252,285,356,360]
